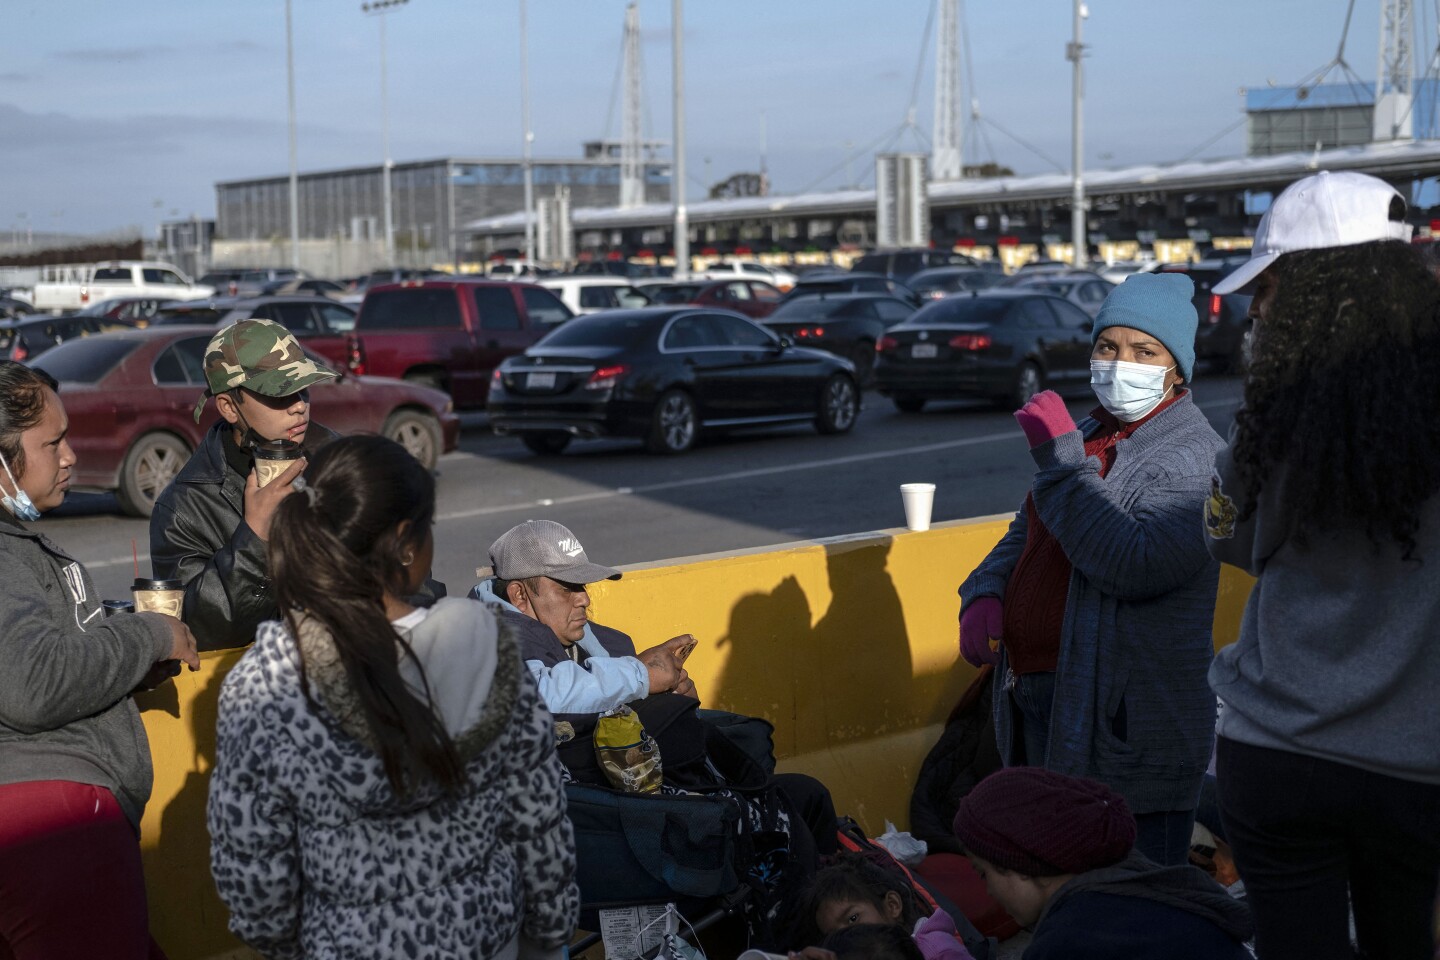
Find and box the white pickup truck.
[30,261,215,313]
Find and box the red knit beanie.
[952,767,1136,876]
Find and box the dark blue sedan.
[486,307,861,454]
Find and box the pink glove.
[1013,390,1076,448]
[959,596,1003,667]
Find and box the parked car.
[781,272,921,306]
[148,298,241,326]
[638,279,784,320]
[148,295,356,364]
[572,260,670,279]
[233,267,307,298]
[850,248,980,283]
[488,262,558,280]
[77,296,169,325]
[1011,259,1073,278]
[487,307,860,455]
[697,260,798,291]
[1098,260,1159,285]
[0,295,35,320]
[995,265,1096,287]
[262,278,349,298]
[349,279,575,408]
[1157,258,1254,368]
[761,293,917,382]
[874,290,1095,413]
[31,261,214,313]
[198,269,247,297]
[907,267,1003,301]
[538,276,654,315]
[33,327,459,517]
[0,314,129,363]
[1012,274,1115,317]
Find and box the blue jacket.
[960,394,1224,813]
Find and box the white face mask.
[1090,360,1175,423]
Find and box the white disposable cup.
[900,482,936,531]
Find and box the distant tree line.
[2,240,144,267]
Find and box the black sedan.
[874,290,1095,413]
[761,293,917,382]
[487,307,861,455]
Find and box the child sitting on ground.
[798,852,972,960]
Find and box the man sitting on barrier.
[469,519,838,841]
[469,519,696,714]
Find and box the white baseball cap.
[1215,170,1414,294]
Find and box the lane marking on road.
[435,431,1021,520]
[435,396,1242,522]
[83,396,1244,559]
[90,552,152,570]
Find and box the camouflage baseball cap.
[192,318,338,422]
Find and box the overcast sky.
[0,0,1398,234]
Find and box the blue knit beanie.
[1091,273,1198,382]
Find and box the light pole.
[1067,1,1088,269]
[671,0,689,280]
[362,0,409,266]
[519,0,535,267]
[285,0,300,270]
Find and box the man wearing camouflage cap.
[148,319,339,650]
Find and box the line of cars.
[13,251,1254,499]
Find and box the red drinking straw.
[133,539,139,579]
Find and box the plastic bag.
[875,819,928,866]
[594,705,663,794]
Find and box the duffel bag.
[565,782,743,904]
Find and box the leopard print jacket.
[208,602,579,959]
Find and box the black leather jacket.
[149,420,339,651]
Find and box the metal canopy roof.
[461,139,1440,236]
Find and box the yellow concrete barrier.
[135,515,1253,959]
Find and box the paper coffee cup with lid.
[252,438,302,487]
[132,578,185,619]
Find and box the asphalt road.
[51,374,1246,604]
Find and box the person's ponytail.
[269,435,461,796]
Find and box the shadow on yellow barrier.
[134,516,1254,959]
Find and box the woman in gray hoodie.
[208,435,578,960]
[0,361,200,958]
[1206,186,1440,957]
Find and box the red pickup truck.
[348,279,573,408]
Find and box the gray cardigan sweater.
[0,511,172,829]
[960,394,1225,813]
[1206,425,1440,785]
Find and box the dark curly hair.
[791,851,925,948]
[1230,239,1440,559]
[821,924,924,960]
